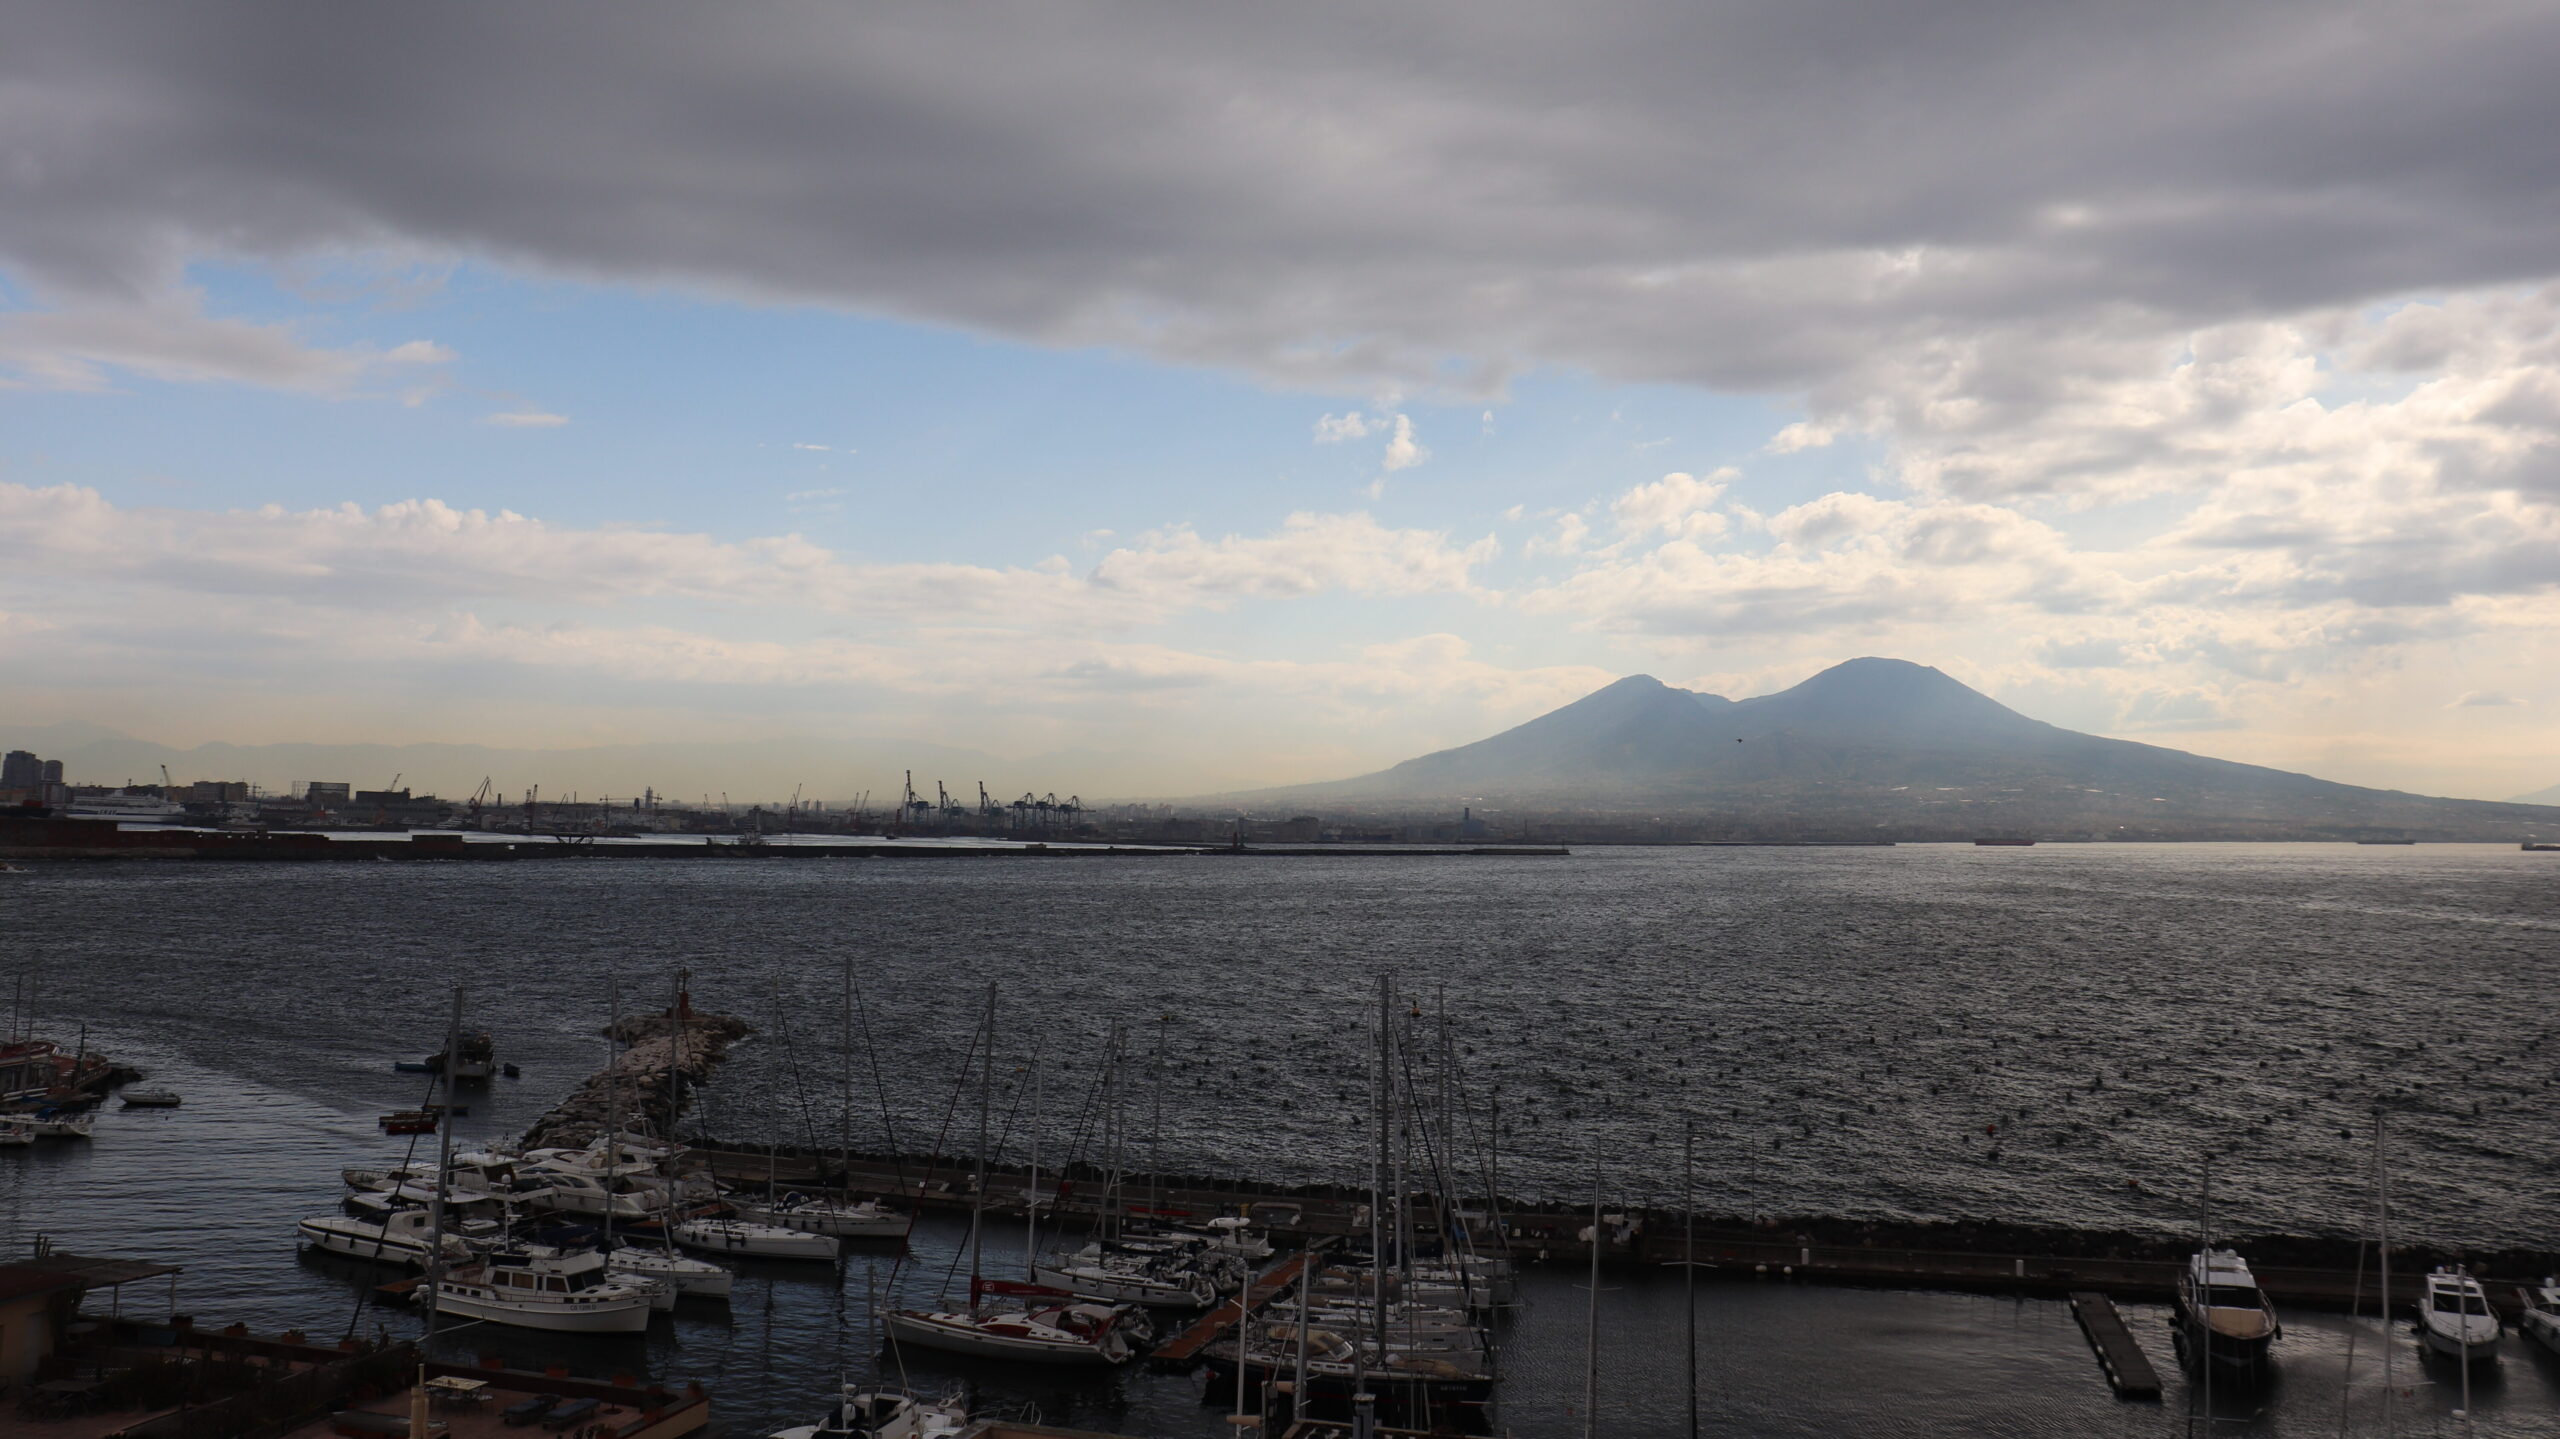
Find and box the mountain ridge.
[1235,658,2560,841]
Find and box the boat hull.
[1031,1263,1211,1308]
[674,1220,840,1261]
[297,1220,436,1267]
[880,1310,1124,1364]
[2421,1324,2500,1362]
[731,1201,912,1240]
[422,1284,653,1334]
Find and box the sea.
[2,843,2556,1436]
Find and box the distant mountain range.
[1241,658,2560,841]
[2514,780,2560,806]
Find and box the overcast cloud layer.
[5,2,2559,796]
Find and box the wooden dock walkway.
[2068,1291,2162,1399]
[1151,1246,1328,1369]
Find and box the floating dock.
[2068,1291,2162,1398]
[1150,1245,1328,1369]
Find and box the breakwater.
[515,1006,752,1151]
[680,1139,2559,1315]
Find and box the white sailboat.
[729,1194,912,1240]
[672,1216,840,1260]
[1032,1242,1218,1308]
[883,983,1142,1366]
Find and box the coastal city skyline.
[7,6,2560,803]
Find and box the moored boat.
[119,1087,182,1108]
[2173,1247,2281,1374]
[881,1279,1141,1364]
[418,1246,659,1334]
[296,1207,477,1269]
[672,1217,839,1261]
[2519,1277,2560,1355]
[2419,1266,2501,1363]
[729,1194,912,1240]
[768,1385,967,1439]
[607,1243,733,1299]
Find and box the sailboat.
[728,1192,912,1240]
[882,984,1142,1365]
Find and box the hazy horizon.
[8,6,2560,806]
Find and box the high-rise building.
[39,760,61,784]
[0,751,38,789]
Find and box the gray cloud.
[10,2,2560,398]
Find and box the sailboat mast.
[2377,1105,2393,1437]
[1684,1118,1698,1439]
[422,986,462,1344]
[969,982,994,1290]
[1584,1144,1601,1439]
[1026,1049,1041,1279]
[1372,972,1391,1361]
[603,976,619,1249]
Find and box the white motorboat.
[296,1207,476,1268]
[2419,1267,2501,1362]
[119,1087,182,1108]
[769,1386,968,1439]
[2519,1277,2560,1356]
[607,1244,734,1299]
[22,1111,92,1140]
[2174,1247,2281,1374]
[673,1217,840,1261]
[729,1194,912,1240]
[1032,1244,1217,1308]
[345,1151,526,1198]
[882,1279,1141,1365]
[520,1164,662,1219]
[418,1246,659,1334]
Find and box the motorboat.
[881,1279,1141,1364]
[2173,1247,2281,1374]
[2419,1267,2501,1362]
[672,1217,840,1261]
[296,1206,478,1268]
[2519,1277,2560,1356]
[607,1243,734,1299]
[768,1385,968,1439]
[521,1166,661,1220]
[0,1118,36,1147]
[418,1246,659,1334]
[22,1110,93,1140]
[119,1087,182,1108]
[428,1032,497,1081]
[728,1194,912,1240]
[1033,1243,1217,1308]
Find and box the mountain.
[1245,658,2560,841]
[2514,780,2560,806]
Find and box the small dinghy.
[672,1217,840,1261]
[2419,1267,2501,1363]
[120,1087,182,1108]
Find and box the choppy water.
[3,844,2558,1436]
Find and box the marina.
[1,846,2556,1436]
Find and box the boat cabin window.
[2207,1286,2262,1309]
[2432,1291,2490,1315]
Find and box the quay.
[2067,1292,2162,1398]
[1149,1244,1332,1369]
[0,816,1565,862]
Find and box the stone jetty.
[518,999,752,1152]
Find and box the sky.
[4,2,2559,801]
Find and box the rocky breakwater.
[518,1003,752,1152]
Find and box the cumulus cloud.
[1380,414,1429,472]
[1313,412,1372,443]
